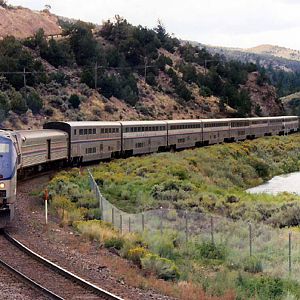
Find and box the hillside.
[0,5,61,39]
[281,92,300,115]
[199,42,300,71]
[246,44,300,62]
[0,6,285,130]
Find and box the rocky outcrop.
[243,72,284,116]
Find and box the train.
[0,115,299,227]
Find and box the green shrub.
[195,241,227,261]
[142,231,179,260]
[127,247,149,266]
[85,208,102,220]
[236,273,284,299]
[141,253,180,281]
[25,88,43,114]
[243,256,263,273]
[104,236,125,250]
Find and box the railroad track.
[0,231,123,300]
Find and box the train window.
[93,129,96,134]
[141,127,144,131]
[101,128,104,134]
[88,129,92,134]
[86,147,97,154]
[105,128,108,133]
[136,142,145,148]
[84,129,88,135]
[112,128,115,133]
[74,129,77,135]
[79,129,84,135]
[100,144,103,151]
[178,138,185,143]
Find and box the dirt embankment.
[0,6,61,39]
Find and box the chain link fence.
[88,169,300,281]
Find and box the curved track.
[0,231,123,300]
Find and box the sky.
[7,0,300,50]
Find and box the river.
[247,172,300,195]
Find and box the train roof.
[120,120,167,126]
[166,119,202,124]
[16,129,68,140]
[45,121,121,127]
[201,118,231,123]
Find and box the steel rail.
[0,257,64,300]
[3,231,123,300]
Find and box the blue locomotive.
[0,131,18,227]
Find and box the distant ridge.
[245,44,300,61]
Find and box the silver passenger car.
[44,121,122,163]
[166,120,202,149]
[268,116,284,136]
[283,116,299,134]
[202,119,231,145]
[229,118,251,141]
[248,117,270,138]
[120,121,167,155]
[17,130,68,168]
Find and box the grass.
[47,134,300,299]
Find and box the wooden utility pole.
[23,68,27,105]
[144,57,148,82]
[94,62,98,90]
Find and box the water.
[247,172,300,195]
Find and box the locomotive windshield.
[0,136,16,180]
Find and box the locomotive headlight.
[0,183,5,189]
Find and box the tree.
[69,21,102,66]
[0,91,10,118]
[41,38,74,67]
[0,0,7,8]
[0,36,45,89]
[23,88,43,114]
[69,94,81,109]
[10,90,27,115]
[44,4,51,11]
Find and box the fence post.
[129,217,131,233]
[289,232,292,274]
[142,213,145,232]
[185,210,188,245]
[99,192,104,220]
[120,214,123,234]
[249,223,253,256]
[112,208,115,227]
[210,216,214,245]
[160,207,163,235]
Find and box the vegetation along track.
[0,231,123,300]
